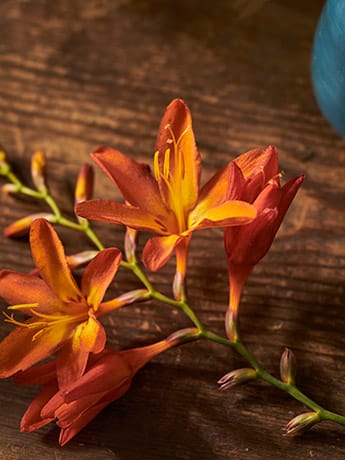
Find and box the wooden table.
[1,1,345,458]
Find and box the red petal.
[30,219,81,303]
[20,382,57,432]
[81,248,122,309]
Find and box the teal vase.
[311,0,345,137]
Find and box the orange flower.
[224,146,304,340]
[76,99,256,286]
[15,328,199,445]
[0,218,123,387]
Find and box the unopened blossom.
[224,146,304,340]
[15,328,200,445]
[76,99,256,292]
[0,218,124,387]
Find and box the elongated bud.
[124,227,137,263]
[75,163,94,203]
[218,368,257,391]
[66,250,99,270]
[2,183,20,194]
[31,150,47,192]
[173,270,185,302]
[280,348,296,385]
[166,327,201,346]
[4,213,56,238]
[285,412,320,436]
[0,149,10,175]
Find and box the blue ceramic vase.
[311,0,345,137]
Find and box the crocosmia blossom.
[224,146,304,339]
[0,218,123,387]
[15,328,199,445]
[76,99,256,284]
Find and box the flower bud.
[218,368,257,391]
[0,149,10,175]
[166,327,201,346]
[285,412,320,436]
[124,227,137,263]
[4,213,56,238]
[66,250,99,270]
[2,183,19,194]
[74,163,94,203]
[31,150,47,192]
[280,348,296,385]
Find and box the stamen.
[153,150,160,181]
[163,148,170,179]
[8,303,39,311]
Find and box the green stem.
[204,330,345,426]
[120,260,206,332]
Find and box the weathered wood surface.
[1,0,345,459]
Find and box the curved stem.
[204,330,345,426]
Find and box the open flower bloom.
[224,146,304,340]
[0,218,123,387]
[76,99,256,284]
[14,328,199,445]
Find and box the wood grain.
[1,0,345,459]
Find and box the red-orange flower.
[76,99,256,284]
[0,218,123,387]
[15,328,199,445]
[224,146,304,339]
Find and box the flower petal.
[79,317,106,353]
[63,353,130,401]
[155,99,201,212]
[92,146,166,215]
[234,145,278,180]
[76,199,165,233]
[81,248,122,310]
[277,175,305,222]
[190,200,256,230]
[0,270,63,314]
[20,382,57,432]
[30,219,81,303]
[142,234,183,271]
[14,360,57,386]
[194,162,246,219]
[225,208,279,266]
[56,337,89,390]
[55,318,106,389]
[0,322,70,378]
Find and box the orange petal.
[56,336,89,390]
[81,248,122,310]
[194,162,246,218]
[30,219,81,303]
[189,200,256,230]
[0,270,63,314]
[155,99,201,212]
[79,317,106,353]
[92,146,166,215]
[142,234,183,271]
[76,199,166,233]
[0,322,70,378]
